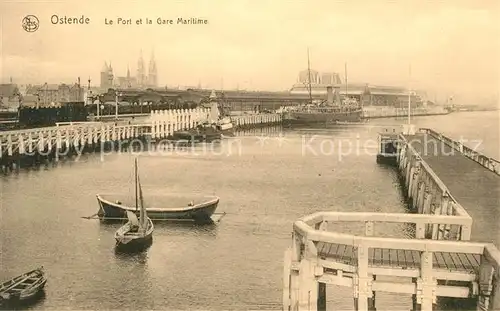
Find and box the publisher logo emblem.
[22,15,39,32]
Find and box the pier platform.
[284,127,500,311]
[402,130,499,242]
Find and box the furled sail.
[126,211,139,227]
[138,175,147,229]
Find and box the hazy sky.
[0,0,498,104]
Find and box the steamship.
[283,51,363,126]
[283,86,363,126]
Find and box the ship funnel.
[334,85,342,105]
[326,86,334,105]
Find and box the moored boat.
[283,105,363,125]
[171,89,234,141]
[0,267,47,306]
[283,51,363,126]
[114,158,154,252]
[97,193,220,223]
[172,118,233,142]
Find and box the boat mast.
[345,62,348,103]
[408,64,411,126]
[307,48,313,105]
[135,158,138,212]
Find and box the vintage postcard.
[0,1,499,310]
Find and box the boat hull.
[283,109,363,126]
[376,154,398,166]
[172,131,222,142]
[115,235,153,252]
[97,194,219,223]
[114,219,154,252]
[0,268,46,307]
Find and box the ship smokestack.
[326,86,334,105]
[334,85,342,105]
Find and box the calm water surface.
[0,111,498,310]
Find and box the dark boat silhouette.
[0,267,47,307]
[114,158,154,252]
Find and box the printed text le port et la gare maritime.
[105,17,209,25]
[49,15,208,25]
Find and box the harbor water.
[0,111,498,310]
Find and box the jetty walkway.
[284,127,500,311]
[0,109,282,170]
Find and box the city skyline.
[1,0,498,105]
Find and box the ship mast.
[408,64,411,126]
[307,48,313,105]
[134,158,138,212]
[345,63,348,104]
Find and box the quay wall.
[362,106,449,119]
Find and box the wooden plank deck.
[403,133,500,245]
[317,241,481,272]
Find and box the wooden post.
[477,259,495,311]
[27,132,33,154]
[412,277,418,311]
[18,135,25,155]
[369,275,377,311]
[7,134,12,156]
[317,282,326,311]
[283,248,292,311]
[416,251,435,311]
[422,190,432,238]
[55,129,61,162]
[290,232,302,310]
[354,245,371,311]
[298,259,317,311]
[489,273,500,311]
[38,131,44,153]
[365,221,374,236]
[438,195,450,239]
[416,182,425,213]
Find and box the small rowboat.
[96,193,219,223]
[0,267,47,306]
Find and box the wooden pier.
[232,113,282,129]
[0,108,284,171]
[150,109,282,138]
[284,127,500,311]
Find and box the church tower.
[137,50,145,88]
[107,62,114,88]
[126,65,131,88]
[148,50,158,88]
[100,62,109,88]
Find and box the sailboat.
[114,158,154,251]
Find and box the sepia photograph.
[0,0,499,310]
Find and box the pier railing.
[149,109,282,138]
[285,211,500,311]
[232,113,282,129]
[397,133,472,240]
[0,123,145,158]
[419,128,500,175]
